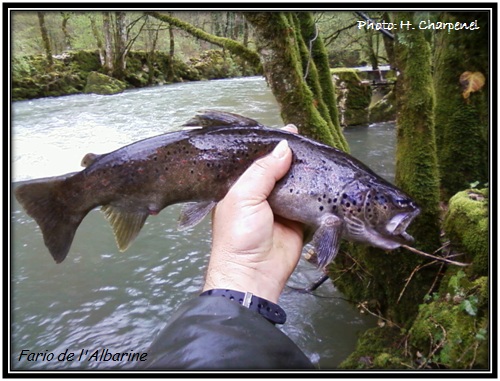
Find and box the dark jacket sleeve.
[139,296,315,370]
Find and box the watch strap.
[200,289,287,325]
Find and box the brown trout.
[15,110,420,266]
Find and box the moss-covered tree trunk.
[294,13,348,150]
[433,12,489,198]
[393,13,441,253]
[330,13,442,326]
[244,12,348,150]
[149,11,348,150]
[147,11,261,70]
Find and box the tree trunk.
[433,12,489,198]
[89,14,105,66]
[393,12,441,253]
[146,11,261,70]
[331,12,442,325]
[244,12,347,150]
[365,30,379,70]
[295,12,347,151]
[113,11,127,79]
[37,12,53,67]
[60,12,72,51]
[102,12,114,75]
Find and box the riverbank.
[12,49,259,101]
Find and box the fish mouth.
[386,209,420,243]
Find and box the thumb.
[228,140,292,202]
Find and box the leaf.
[462,299,477,316]
[460,71,485,99]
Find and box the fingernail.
[272,140,289,159]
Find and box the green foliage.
[315,12,389,68]
[409,270,489,369]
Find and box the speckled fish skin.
[14,111,420,265]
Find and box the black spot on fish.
[319,206,324,211]
[318,197,322,202]
[346,202,351,208]
[290,189,293,193]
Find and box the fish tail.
[14,174,87,263]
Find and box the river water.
[10,77,397,371]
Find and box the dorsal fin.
[182,110,264,128]
[101,205,149,251]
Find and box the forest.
[10,10,490,370]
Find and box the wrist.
[202,259,283,303]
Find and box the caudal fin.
[14,174,87,263]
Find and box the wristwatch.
[200,289,287,325]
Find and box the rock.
[331,68,372,127]
[443,188,489,276]
[84,71,127,95]
[369,89,396,123]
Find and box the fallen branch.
[401,245,470,267]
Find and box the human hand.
[203,126,304,303]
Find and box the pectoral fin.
[178,201,217,231]
[311,214,344,268]
[101,205,148,252]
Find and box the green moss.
[369,89,396,123]
[409,286,489,369]
[438,106,488,198]
[331,69,372,127]
[84,71,127,95]
[292,14,348,151]
[68,50,101,74]
[187,50,242,80]
[394,13,441,253]
[443,189,489,276]
[433,13,489,200]
[339,327,407,369]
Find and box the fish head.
[340,180,420,250]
